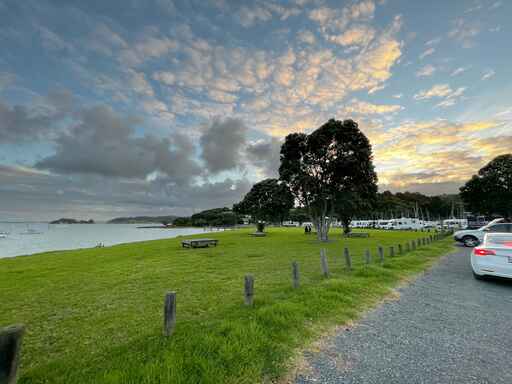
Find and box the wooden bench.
[343,232,370,238]
[181,239,218,248]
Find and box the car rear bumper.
[471,257,512,279]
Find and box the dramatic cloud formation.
[0,0,511,219]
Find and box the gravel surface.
[295,247,512,384]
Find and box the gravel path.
[295,247,512,384]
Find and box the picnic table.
[181,238,219,248]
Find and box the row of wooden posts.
[164,231,450,337]
[1,232,450,383]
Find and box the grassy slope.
[0,228,453,383]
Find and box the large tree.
[460,154,512,218]
[279,119,377,241]
[233,178,294,231]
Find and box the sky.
[0,0,511,221]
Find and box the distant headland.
[50,218,95,224]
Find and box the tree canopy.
[233,178,294,227]
[279,119,377,241]
[460,154,512,218]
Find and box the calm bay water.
[0,223,210,259]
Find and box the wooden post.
[412,240,416,250]
[320,249,329,277]
[422,238,426,246]
[292,262,300,289]
[405,242,410,252]
[344,247,352,271]
[244,275,254,306]
[398,243,403,255]
[365,249,371,265]
[389,246,395,257]
[0,324,25,384]
[163,292,176,337]
[378,246,384,264]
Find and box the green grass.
[0,228,453,383]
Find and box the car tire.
[472,271,486,280]
[462,235,479,247]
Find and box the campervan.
[384,218,424,230]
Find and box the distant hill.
[50,218,95,224]
[107,216,177,224]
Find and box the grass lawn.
[0,227,453,383]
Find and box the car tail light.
[504,241,512,248]
[473,248,496,256]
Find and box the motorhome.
[384,218,424,230]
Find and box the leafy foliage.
[174,207,240,227]
[279,119,377,240]
[460,154,512,217]
[233,179,294,227]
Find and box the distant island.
[107,216,177,225]
[50,218,95,224]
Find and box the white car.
[453,218,508,247]
[471,233,512,280]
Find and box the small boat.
[0,234,6,239]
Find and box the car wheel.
[473,271,486,280]
[462,236,479,247]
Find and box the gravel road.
[295,247,512,384]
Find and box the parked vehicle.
[301,222,313,228]
[471,232,512,280]
[282,221,300,227]
[443,218,468,229]
[453,218,509,247]
[384,218,424,230]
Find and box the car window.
[486,233,512,247]
[488,224,509,233]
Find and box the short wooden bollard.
[398,243,403,255]
[163,292,176,337]
[430,235,433,242]
[0,324,25,384]
[320,249,329,277]
[292,262,300,289]
[344,247,352,271]
[389,246,395,257]
[365,249,372,265]
[422,238,426,246]
[244,275,254,306]
[412,240,416,251]
[405,242,410,252]
[378,246,384,264]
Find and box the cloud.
[36,105,200,181]
[297,30,316,45]
[450,67,468,76]
[373,118,510,191]
[481,69,495,80]
[489,1,502,10]
[152,71,176,86]
[449,18,480,48]
[425,37,441,46]
[246,137,281,178]
[416,64,436,77]
[0,89,73,143]
[419,47,435,59]
[328,25,375,47]
[199,117,248,174]
[237,5,272,27]
[414,84,466,107]
[0,72,16,91]
[340,99,403,115]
